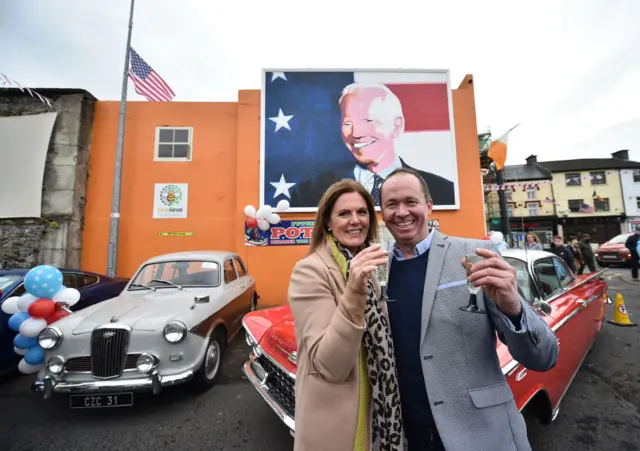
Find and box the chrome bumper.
[32,369,194,399]
[242,358,296,433]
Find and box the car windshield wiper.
[130,283,156,291]
[150,279,184,290]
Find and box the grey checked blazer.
[386,231,559,451]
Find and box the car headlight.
[46,355,65,374]
[38,327,62,350]
[163,321,187,343]
[136,353,157,373]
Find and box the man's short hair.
[338,82,404,132]
[379,167,432,204]
[553,235,563,241]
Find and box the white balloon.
[258,219,271,231]
[256,205,273,220]
[52,287,81,307]
[1,296,21,314]
[267,213,281,225]
[19,318,48,338]
[18,359,43,375]
[14,346,27,356]
[17,293,38,312]
[490,231,504,243]
[244,205,256,218]
[276,199,290,212]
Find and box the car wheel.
[250,293,258,312]
[192,329,225,391]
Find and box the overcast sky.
[1,0,638,165]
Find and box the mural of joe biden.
[290,82,455,208]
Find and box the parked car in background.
[32,251,258,408]
[595,232,634,267]
[0,269,129,376]
[242,249,609,435]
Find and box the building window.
[506,205,514,217]
[590,171,606,185]
[527,202,538,216]
[504,189,512,201]
[565,172,581,186]
[154,127,193,161]
[637,197,640,210]
[633,171,640,183]
[594,198,610,212]
[526,187,537,200]
[568,199,583,213]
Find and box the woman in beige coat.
[288,179,406,451]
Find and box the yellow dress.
[353,344,371,451]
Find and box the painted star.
[269,109,294,132]
[270,174,296,199]
[271,72,287,82]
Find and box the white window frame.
[526,187,537,200]
[506,205,514,217]
[636,196,640,210]
[527,202,538,216]
[154,126,193,162]
[504,189,513,201]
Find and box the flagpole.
[107,0,135,278]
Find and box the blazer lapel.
[420,231,450,344]
[316,241,346,298]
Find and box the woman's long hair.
[308,179,379,254]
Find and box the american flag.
[579,203,594,213]
[128,48,175,102]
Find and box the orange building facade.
[81,75,485,306]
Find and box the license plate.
[601,255,617,259]
[70,392,133,409]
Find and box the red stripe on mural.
[385,83,450,132]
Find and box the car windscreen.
[129,261,220,289]
[0,275,21,294]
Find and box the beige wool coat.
[288,239,385,451]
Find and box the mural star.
[269,108,294,132]
[270,174,296,199]
[271,72,287,82]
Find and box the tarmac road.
[0,266,638,451]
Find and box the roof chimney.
[612,149,629,160]
[526,155,537,165]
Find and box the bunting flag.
[484,170,625,191]
[487,124,519,171]
[0,72,54,109]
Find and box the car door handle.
[576,299,586,304]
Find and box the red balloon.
[247,217,258,228]
[28,299,56,319]
[54,301,67,310]
[46,309,70,325]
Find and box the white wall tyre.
[192,329,225,391]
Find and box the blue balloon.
[24,344,45,366]
[24,265,63,299]
[8,311,30,332]
[14,333,38,349]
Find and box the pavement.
[0,267,638,451]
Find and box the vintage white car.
[32,251,258,408]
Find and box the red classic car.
[242,248,609,435]
[595,232,634,266]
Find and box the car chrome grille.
[90,328,130,378]
[66,354,140,373]
[255,355,295,417]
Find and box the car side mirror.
[191,295,210,309]
[533,299,552,316]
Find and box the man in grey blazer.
[379,168,559,451]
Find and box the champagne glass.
[374,222,393,300]
[464,254,484,294]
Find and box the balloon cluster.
[1,265,81,374]
[244,199,290,232]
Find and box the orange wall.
[82,75,484,306]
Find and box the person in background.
[567,236,583,273]
[525,232,543,250]
[378,168,558,451]
[288,179,405,451]
[624,229,640,281]
[577,234,596,274]
[550,235,575,272]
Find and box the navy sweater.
[386,250,436,446]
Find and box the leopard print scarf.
[328,235,406,451]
